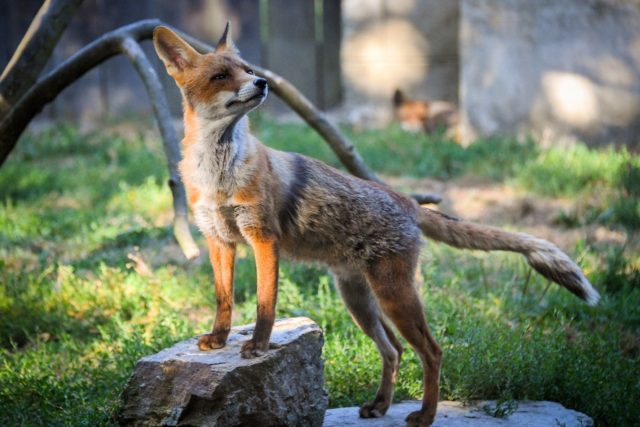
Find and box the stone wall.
[460,0,640,147]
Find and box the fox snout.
[246,77,268,100]
[228,78,268,108]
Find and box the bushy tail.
[417,207,600,305]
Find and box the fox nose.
[254,78,267,90]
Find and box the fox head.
[153,24,267,120]
[393,89,429,133]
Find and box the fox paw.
[405,410,435,427]
[197,333,227,351]
[359,397,390,418]
[240,340,281,359]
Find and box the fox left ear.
[153,26,200,80]
[215,22,240,54]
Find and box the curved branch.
[253,65,382,182]
[120,37,200,259]
[0,19,162,166]
[0,19,200,259]
[0,0,85,118]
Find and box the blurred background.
[2,0,639,147]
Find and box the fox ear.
[393,89,405,107]
[153,26,199,78]
[215,22,240,54]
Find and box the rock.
[323,400,593,426]
[119,317,327,427]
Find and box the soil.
[387,175,628,251]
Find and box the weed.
[482,398,518,419]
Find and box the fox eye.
[246,69,255,75]
[212,73,227,81]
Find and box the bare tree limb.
[0,0,85,119]
[254,65,384,181]
[0,19,161,166]
[120,37,200,259]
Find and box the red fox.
[393,89,460,141]
[153,24,599,427]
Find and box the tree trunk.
[0,0,84,119]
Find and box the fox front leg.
[198,238,236,350]
[242,233,279,358]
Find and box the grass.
[0,120,639,426]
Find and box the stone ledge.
[323,400,593,427]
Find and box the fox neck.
[182,106,254,195]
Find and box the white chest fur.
[181,116,255,243]
[192,197,243,242]
[188,117,247,192]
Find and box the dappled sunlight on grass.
[106,177,172,223]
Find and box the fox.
[153,24,599,427]
[393,89,460,141]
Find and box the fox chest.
[192,198,245,243]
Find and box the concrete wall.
[460,0,640,147]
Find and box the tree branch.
[0,0,85,119]
[0,19,200,259]
[0,19,164,165]
[254,65,384,182]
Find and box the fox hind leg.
[332,267,404,418]
[365,251,442,427]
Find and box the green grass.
[254,115,540,181]
[1,121,639,426]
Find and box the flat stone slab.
[120,317,327,426]
[323,400,593,427]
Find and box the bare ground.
[387,175,629,252]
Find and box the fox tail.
[417,207,600,305]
